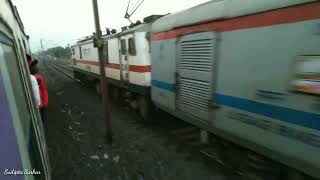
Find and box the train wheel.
[95,80,101,95]
[138,96,154,122]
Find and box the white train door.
[119,34,134,81]
[176,32,216,122]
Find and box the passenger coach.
[0,0,51,179]
[151,0,320,179]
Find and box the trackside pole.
[92,0,113,144]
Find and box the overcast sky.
[11,0,211,52]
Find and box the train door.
[176,32,216,122]
[119,34,134,82]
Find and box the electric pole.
[92,0,113,143]
[40,39,44,57]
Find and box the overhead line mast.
[92,0,113,144]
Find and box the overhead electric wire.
[124,0,145,20]
[129,0,145,17]
[129,0,141,14]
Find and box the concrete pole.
[40,39,44,57]
[92,0,113,144]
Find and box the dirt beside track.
[41,61,237,180]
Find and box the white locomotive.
[71,16,163,119]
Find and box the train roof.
[151,0,317,33]
[119,23,151,35]
[72,22,153,47]
[72,14,165,47]
[118,14,164,35]
[104,22,152,38]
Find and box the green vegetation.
[45,46,72,59]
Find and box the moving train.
[0,0,51,180]
[71,0,320,179]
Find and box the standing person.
[30,74,41,106]
[26,54,45,173]
[27,55,48,120]
[27,54,40,107]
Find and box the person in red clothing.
[27,55,48,119]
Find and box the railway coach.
[0,0,51,179]
[150,0,320,179]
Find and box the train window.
[72,48,75,55]
[79,46,82,59]
[128,38,136,56]
[292,56,320,95]
[121,39,126,55]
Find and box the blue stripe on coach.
[150,79,319,130]
[151,80,175,92]
[214,93,320,131]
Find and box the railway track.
[170,125,310,180]
[170,126,243,178]
[46,61,78,81]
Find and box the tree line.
[45,46,71,59]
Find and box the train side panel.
[73,41,99,75]
[129,32,151,87]
[107,37,121,80]
[151,39,177,110]
[1,0,51,179]
[0,33,32,180]
[151,2,320,178]
[72,29,152,93]
[213,18,320,178]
